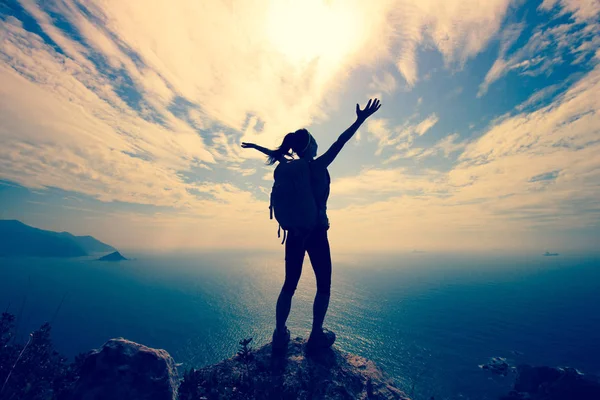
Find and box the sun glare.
[265,0,364,67]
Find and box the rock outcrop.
[179,337,409,400]
[65,336,406,400]
[501,364,600,400]
[97,251,127,261]
[68,338,179,400]
[479,356,514,376]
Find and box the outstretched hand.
[356,98,381,121]
[241,142,255,149]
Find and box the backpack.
[269,158,318,244]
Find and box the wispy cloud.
[515,83,565,111]
[368,71,398,96]
[384,133,467,163]
[539,0,600,23]
[366,113,439,156]
[226,166,257,177]
[479,4,600,96]
[391,0,513,86]
[477,22,525,97]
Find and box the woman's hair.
[266,128,311,165]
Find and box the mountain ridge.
[0,219,116,257]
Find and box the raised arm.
[241,142,272,156]
[241,142,288,163]
[317,98,381,168]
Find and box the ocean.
[1,252,599,399]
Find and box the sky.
[0,0,599,254]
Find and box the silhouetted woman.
[241,98,381,352]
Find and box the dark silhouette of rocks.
[67,338,179,400]
[97,251,127,261]
[500,365,600,400]
[0,219,115,257]
[61,336,407,400]
[179,336,409,400]
[479,357,514,377]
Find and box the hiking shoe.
[272,327,290,351]
[306,328,336,351]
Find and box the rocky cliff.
[65,336,409,400]
[179,337,409,400]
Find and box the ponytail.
[266,133,294,165]
[266,129,311,165]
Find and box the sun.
[265,0,365,67]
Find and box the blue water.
[1,252,599,399]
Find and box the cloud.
[368,71,398,96]
[539,0,600,23]
[366,113,439,156]
[365,118,394,155]
[432,133,467,157]
[226,166,257,177]
[2,0,366,221]
[412,114,439,136]
[57,0,388,139]
[0,0,388,186]
[389,0,513,86]
[384,133,467,163]
[0,0,513,208]
[328,61,600,252]
[0,43,212,208]
[210,132,246,163]
[464,65,599,165]
[477,22,525,96]
[1,0,599,252]
[515,83,565,111]
[332,167,446,199]
[479,3,600,96]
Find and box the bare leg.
[276,230,305,332]
[276,289,293,331]
[311,291,330,334]
[306,228,332,335]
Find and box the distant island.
[0,220,116,258]
[97,251,127,262]
[543,251,560,256]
